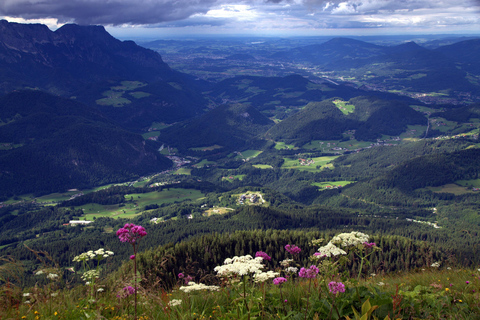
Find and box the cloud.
[0,0,479,34]
[0,0,218,25]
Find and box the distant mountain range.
[272,37,480,94]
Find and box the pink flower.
[363,242,376,248]
[328,281,346,294]
[299,265,319,279]
[255,251,271,261]
[178,273,184,279]
[273,277,287,285]
[466,281,470,284]
[116,224,147,244]
[130,255,136,260]
[285,244,301,255]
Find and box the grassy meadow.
[77,188,204,220]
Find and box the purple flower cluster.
[273,277,287,285]
[285,244,301,255]
[298,265,319,279]
[328,281,346,294]
[363,242,376,248]
[117,285,136,298]
[116,223,147,244]
[255,251,271,261]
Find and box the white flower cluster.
[431,261,441,268]
[73,248,114,262]
[47,273,59,280]
[168,299,182,307]
[285,267,298,274]
[280,259,294,267]
[331,231,369,247]
[214,255,264,277]
[253,270,280,283]
[317,242,347,257]
[81,269,100,282]
[179,281,220,293]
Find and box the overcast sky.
[1,0,480,38]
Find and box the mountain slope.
[159,103,274,151]
[0,91,172,197]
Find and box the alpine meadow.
[2,11,480,320]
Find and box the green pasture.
[96,91,131,107]
[222,174,246,182]
[173,168,192,175]
[274,142,296,150]
[400,125,427,140]
[281,156,338,172]
[456,179,480,188]
[312,181,355,189]
[189,145,223,151]
[302,139,371,151]
[193,159,217,168]
[332,99,355,115]
[235,150,262,159]
[129,91,151,99]
[253,164,273,169]
[0,143,23,150]
[149,122,171,131]
[422,184,476,196]
[142,131,160,139]
[79,188,204,220]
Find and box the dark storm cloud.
[0,0,219,25]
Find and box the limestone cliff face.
[0,20,172,93]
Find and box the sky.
[1,0,480,39]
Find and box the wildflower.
[179,282,220,293]
[284,299,288,303]
[285,266,298,273]
[298,265,319,279]
[214,255,264,276]
[363,242,376,248]
[168,299,182,307]
[255,251,271,261]
[35,270,44,275]
[331,231,369,247]
[24,301,31,304]
[47,273,59,280]
[285,244,301,255]
[280,259,293,267]
[130,255,136,260]
[273,277,287,285]
[328,281,346,294]
[254,270,280,283]
[378,282,385,286]
[445,288,450,292]
[431,262,441,268]
[51,292,58,297]
[178,273,184,278]
[23,293,30,297]
[313,252,325,258]
[97,288,104,292]
[466,281,470,284]
[116,223,147,244]
[317,242,346,257]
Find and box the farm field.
[235,150,263,159]
[222,174,246,182]
[302,139,372,151]
[190,145,223,151]
[456,179,480,188]
[281,156,339,172]
[422,184,477,196]
[253,164,273,169]
[332,99,355,114]
[173,168,192,175]
[274,142,296,150]
[78,188,204,220]
[311,181,356,189]
[203,206,235,216]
